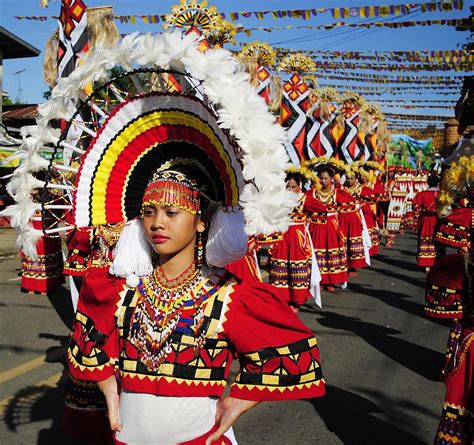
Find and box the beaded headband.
[141,170,201,215]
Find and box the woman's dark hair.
[427,174,439,188]
[285,172,303,186]
[316,166,335,178]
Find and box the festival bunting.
[361,90,460,96]
[319,73,464,81]
[316,82,461,89]
[22,0,465,23]
[385,112,452,120]
[317,73,462,84]
[272,49,473,64]
[240,18,473,34]
[308,61,472,72]
[380,104,454,109]
[376,99,456,102]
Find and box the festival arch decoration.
[305,87,339,159]
[238,41,276,106]
[278,53,317,165]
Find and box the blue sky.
[0,0,471,123]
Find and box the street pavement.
[0,228,451,444]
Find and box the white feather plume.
[205,207,247,267]
[110,219,153,279]
[240,184,298,235]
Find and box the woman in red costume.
[433,210,473,444]
[28,31,327,444]
[342,166,371,275]
[70,165,326,444]
[412,174,440,270]
[425,174,472,320]
[269,170,321,310]
[20,188,64,295]
[304,162,349,292]
[358,167,384,256]
[430,155,473,444]
[434,306,474,445]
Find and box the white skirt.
[116,391,237,445]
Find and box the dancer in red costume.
[269,170,321,310]
[28,31,327,444]
[20,188,64,295]
[435,204,473,252]
[434,313,474,445]
[431,155,473,444]
[433,224,473,444]
[304,162,349,292]
[341,167,370,276]
[413,174,440,270]
[358,167,384,256]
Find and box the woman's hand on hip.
[97,375,122,432]
[205,397,260,445]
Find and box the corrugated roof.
[3,104,38,120]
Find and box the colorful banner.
[316,83,461,91]
[271,47,474,64]
[381,104,454,109]
[375,99,456,103]
[388,135,434,168]
[18,0,465,23]
[309,73,463,84]
[305,61,472,72]
[57,0,88,78]
[385,112,452,120]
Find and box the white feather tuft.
[110,219,153,278]
[205,207,247,267]
[240,184,297,235]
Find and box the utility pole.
[13,68,26,103]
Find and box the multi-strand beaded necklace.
[315,187,336,205]
[129,263,207,373]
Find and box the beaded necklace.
[344,184,361,197]
[129,263,206,373]
[316,187,336,204]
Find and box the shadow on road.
[2,337,84,445]
[369,265,426,289]
[348,283,453,328]
[305,310,444,381]
[309,385,426,444]
[375,253,418,272]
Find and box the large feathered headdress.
[6,30,297,270]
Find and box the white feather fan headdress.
[7,30,297,270]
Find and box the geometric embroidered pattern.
[436,221,470,248]
[435,401,474,445]
[314,247,347,275]
[424,284,466,320]
[234,336,323,390]
[21,251,63,279]
[69,311,113,369]
[269,258,311,290]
